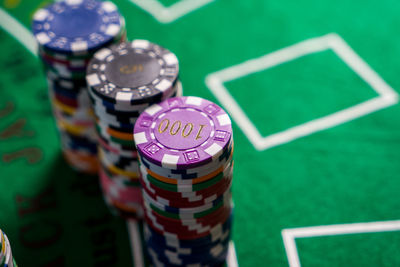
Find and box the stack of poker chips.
[134,96,234,266]
[86,40,181,219]
[32,0,126,174]
[0,230,17,267]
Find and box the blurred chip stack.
[32,0,126,174]
[0,230,17,267]
[86,40,181,218]
[134,96,234,266]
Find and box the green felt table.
[1,0,400,266]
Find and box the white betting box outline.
[282,220,400,267]
[205,33,399,151]
[128,0,215,23]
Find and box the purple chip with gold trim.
[134,96,232,170]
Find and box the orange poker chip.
[107,127,133,141]
[147,165,225,185]
[95,118,135,141]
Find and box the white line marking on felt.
[127,220,145,267]
[282,220,400,267]
[205,33,399,151]
[227,241,239,267]
[128,0,215,23]
[0,7,37,56]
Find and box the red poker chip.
[39,50,90,68]
[146,205,231,230]
[141,174,232,202]
[144,212,230,240]
[145,202,231,226]
[140,173,232,202]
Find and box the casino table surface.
[1,0,400,266]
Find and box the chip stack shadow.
[32,0,126,174]
[86,40,182,219]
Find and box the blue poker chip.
[60,132,98,153]
[101,151,139,171]
[32,0,123,55]
[146,230,231,255]
[95,117,135,131]
[103,153,137,170]
[52,85,81,100]
[148,249,228,267]
[96,122,134,135]
[49,79,84,96]
[147,243,228,267]
[46,70,88,88]
[144,213,233,249]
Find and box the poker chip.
[86,40,179,106]
[32,0,126,174]
[0,230,17,267]
[134,96,232,170]
[87,40,181,219]
[32,0,125,55]
[144,214,233,267]
[134,96,234,267]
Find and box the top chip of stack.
[86,40,179,108]
[87,40,181,218]
[134,96,232,170]
[134,96,234,266]
[32,0,126,83]
[32,0,125,56]
[32,0,126,174]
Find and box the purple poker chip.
[134,96,232,170]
